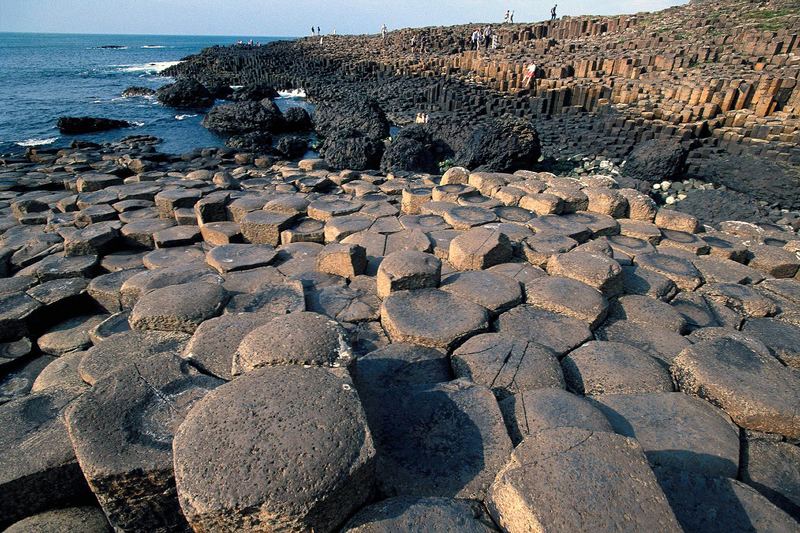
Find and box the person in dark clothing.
[551,5,557,21]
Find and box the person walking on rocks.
[311,27,315,36]
[523,62,537,90]
[381,24,388,41]
[510,11,515,22]
[504,10,510,23]
[471,29,480,51]
[484,26,493,50]
[551,4,557,21]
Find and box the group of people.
[409,33,429,53]
[414,112,430,124]
[310,26,322,36]
[503,10,515,23]
[470,26,499,51]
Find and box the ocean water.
[0,32,306,155]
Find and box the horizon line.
[0,30,301,39]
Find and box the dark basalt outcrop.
[314,97,390,141]
[57,117,131,134]
[380,125,446,174]
[121,86,155,98]
[282,107,313,132]
[156,78,214,109]
[320,130,384,171]
[276,136,308,159]
[623,140,689,184]
[202,99,284,134]
[225,131,274,152]
[231,83,279,101]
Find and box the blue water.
[0,32,304,155]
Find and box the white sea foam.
[142,45,166,49]
[277,88,307,98]
[16,137,58,147]
[131,121,145,127]
[114,61,181,74]
[175,114,198,121]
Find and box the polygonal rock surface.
[448,227,512,271]
[65,355,222,532]
[316,243,367,278]
[440,271,522,316]
[182,312,276,380]
[173,366,376,532]
[592,393,740,478]
[499,388,612,445]
[36,314,106,355]
[486,427,681,533]
[672,338,800,438]
[452,333,563,399]
[635,252,703,291]
[655,468,798,533]
[562,341,674,395]
[0,388,92,529]
[371,379,512,499]
[494,305,592,356]
[547,251,623,297]
[741,439,800,520]
[78,330,190,385]
[232,311,351,374]
[3,507,111,533]
[32,350,89,393]
[205,243,277,273]
[130,281,227,333]
[381,288,488,349]
[742,318,800,368]
[376,250,441,299]
[524,276,608,328]
[342,497,497,532]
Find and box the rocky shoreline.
[2,0,800,531]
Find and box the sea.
[0,32,309,155]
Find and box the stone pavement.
[1,137,800,531]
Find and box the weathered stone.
[655,467,798,533]
[307,276,381,322]
[173,366,375,532]
[143,246,205,270]
[37,314,106,355]
[524,275,608,328]
[0,388,92,529]
[654,209,699,233]
[495,305,592,357]
[486,427,681,532]
[742,318,800,368]
[448,227,512,271]
[620,264,677,300]
[611,294,688,333]
[78,330,190,385]
[342,497,497,533]
[232,311,351,374]
[370,379,511,499]
[741,438,800,521]
[521,233,578,268]
[381,288,488,350]
[223,279,306,315]
[205,243,277,273]
[452,333,563,399]
[316,243,367,278]
[635,251,703,291]
[65,354,221,532]
[3,507,111,533]
[130,281,227,333]
[593,392,739,478]
[31,350,88,393]
[440,271,522,316]
[672,338,800,438]
[547,251,623,297]
[499,388,612,445]
[376,250,441,299]
[240,210,296,246]
[748,244,800,278]
[671,292,742,331]
[562,341,674,395]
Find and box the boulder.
[156,78,214,108]
[282,106,313,131]
[202,100,284,134]
[65,354,222,532]
[173,366,375,532]
[314,97,390,141]
[321,132,385,171]
[672,338,800,438]
[3,507,111,533]
[622,139,688,183]
[230,83,279,101]
[486,428,681,532]
[56,117,130,134]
